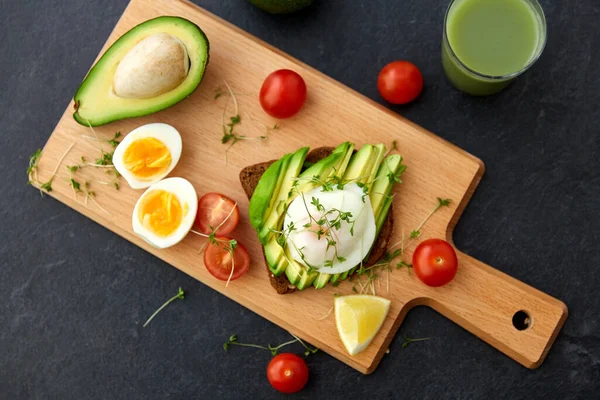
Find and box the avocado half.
[73,16,209,126]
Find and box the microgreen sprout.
[223,333,318,357]
[107,132,121,148]
[382,140,399,158]
[143,287,185,328]
[317,306,334,321]
[27,149,42,185]
[80,130,121,148]
[214,86,226,99]
[222,114,241,144]
[96,168,120,190]
[396,260,413,270]
[409,197,452,239]
[27,130,119,213]
[26,142,76,195]
[217,81,271,163]
[94,149,115,166]
[401,335,430,349]
[244,112,280,138]
[79,129,121,187]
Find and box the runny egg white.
[283,183,377,274]
[113,123,182,189]
[132,177,198,249]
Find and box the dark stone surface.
[1,0,598,398]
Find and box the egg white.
[132,177,198,249]
[283,183,377,274]
[113,123,182,189]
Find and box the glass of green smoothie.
[442,0,547,96]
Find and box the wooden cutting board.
[34,0,567,374]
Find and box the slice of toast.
[239,147,394,294]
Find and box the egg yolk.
[138,189,182,237]
[123,137,172,178]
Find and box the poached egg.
[283,183,376,274]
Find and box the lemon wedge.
[335,295,391,355]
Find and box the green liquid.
[442,0,544,95]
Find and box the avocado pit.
[113,32,190,99]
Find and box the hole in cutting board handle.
[512,310,532,331]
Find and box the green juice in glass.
[442,0,547,95]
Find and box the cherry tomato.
[195,193,239,236]
[204,237,250,281]
[259,69,307,119]
[267,353,309,394]
[412,238,458,287]
[377,61,424,104]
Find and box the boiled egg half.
[132,177,198,249]
[113,123,182,189]
[283,183,377,274]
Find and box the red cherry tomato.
[267,353,309,394]
[377,61,424,104]
[195,193,239,236]
[204,237,250,281]
[259,69,307,119]
[412,238,458,287]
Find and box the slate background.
[1,0,599,399]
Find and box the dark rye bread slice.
[239,147,394,294]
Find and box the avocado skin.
[248,0,313,14]
[73,16,209,126]
[249,157,284,232]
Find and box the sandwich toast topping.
[241,142,406,293]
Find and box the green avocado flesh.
[253,142,406,290]
[249,157,285,232]
[259,147,309,244]
[248,0,313,14]
[73,16,209,126]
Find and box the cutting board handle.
[420,251,568,368]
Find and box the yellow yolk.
[123,137,172,178]
[138,189,182,237]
